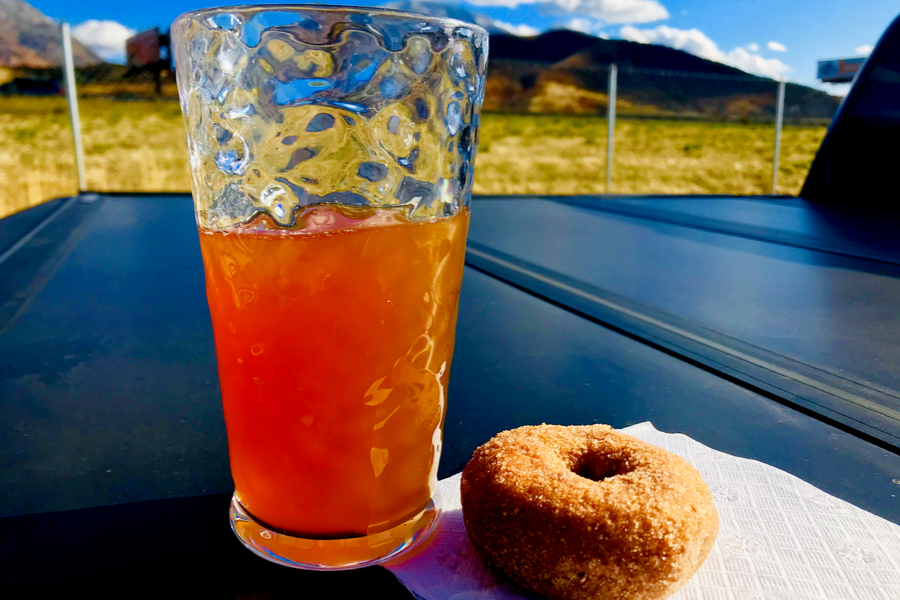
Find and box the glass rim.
[173,4,490,39]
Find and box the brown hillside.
[0,0,100,67]
[485,31,841,121]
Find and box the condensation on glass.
[172,5,488,230]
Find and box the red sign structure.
[127,28,161,68]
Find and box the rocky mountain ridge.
[0,0,99,67]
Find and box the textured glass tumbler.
[172,5,487,570]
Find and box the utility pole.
[62,22,87,192]
[772,79,786,194]
[606,63,617,194]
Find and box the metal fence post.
[62,22,87,192]
[772,79,785,195]
[606,63,617,194]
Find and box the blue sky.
[34,0,898,93]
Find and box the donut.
[460,424,718,600]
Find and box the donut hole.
[571,453,633,482]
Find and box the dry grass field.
[0,97,827,219]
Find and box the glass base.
[229,493,441,570]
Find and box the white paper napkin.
[384,422,900,600]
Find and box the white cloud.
[856,44,874,55]
[495,20,541,36]
[725,47,790,79]
[746,42,759,52]
[620,25,720,59]
[72,19,136,63]
[767,40,787,52]
[825,83,851,97]
[620,25,791,79]
[572,0,669,23]
[566,17,599,34]
[466,0,668,24]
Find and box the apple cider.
[199,204,468,556]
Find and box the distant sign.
[127,28,161,67]
[817,57,866,83]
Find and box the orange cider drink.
[198,204,469,565]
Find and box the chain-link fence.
[67,28,190,198]
[0,26,187,218]
[72,63,189,196]
[478,64,835,196]
[0,25,840,219]
[615,68,785,196]
[0,64,77,218]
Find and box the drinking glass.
[172,5,487,570]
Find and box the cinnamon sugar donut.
[460,424,718,600]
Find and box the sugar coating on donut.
[460,424,719,600]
